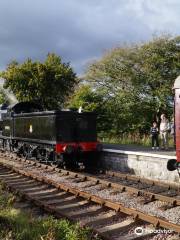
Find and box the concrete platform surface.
[103,143,176,156]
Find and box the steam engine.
[0,102,102,169]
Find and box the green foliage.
[0,53,77,109]
[82,35,180,139]
[67,84,111,133]
[0,90,9,105]
[0,211,91,240]
[67,85,102,111]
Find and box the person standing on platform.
[160,114,169,150]
[170,117,175,148]
[150,122,159,150]
[170,117,175,136]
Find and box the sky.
[0,0,179,75]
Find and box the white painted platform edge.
[103,148,177,159]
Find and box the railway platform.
[101,144,179,184]
[103,143,176,156]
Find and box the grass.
[0,183,99,240]
[100,134,175,148]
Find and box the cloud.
[0,0,179,74]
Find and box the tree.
[0,53,77,109]
[67,84,109,132]
[84,35,180,137]
[0,90,8,105]
[67,85,102,111]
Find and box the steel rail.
[106,170,180,190]
[14,157,180,207]
[0,167,158,240]
[0,167,111,240]
[0,156,179,233]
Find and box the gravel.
[1,156,180,225]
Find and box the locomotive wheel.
[3,139,12,151]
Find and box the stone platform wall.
[100,149,179,184]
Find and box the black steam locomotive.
[0,102,102,169]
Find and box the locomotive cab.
[167,76,180,172]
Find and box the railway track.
[95,170,180,206]
[0,151,179,239]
